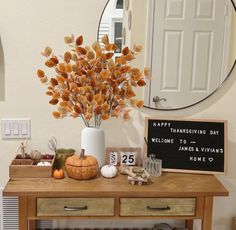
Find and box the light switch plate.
[1,118,31,139]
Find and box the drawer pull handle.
[64,205,88,211]
[147,206,171,211]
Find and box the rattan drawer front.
[120,198,196,216]
[37,198,114,217]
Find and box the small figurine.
[16,140,28,159]
[124,166,150,186]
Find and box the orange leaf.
[122,47,130,56]
[84,113,92,121]
[94,105,102,115]
[56,75,65,84]
[137,79,146,87]
[58,63,72,73]
[62,94,70,101]
[71,53,78,61]
[52,92,60,99]
[124,53,135,61]
[50,78,58,86]
[69,82,77,90]
[102,103,110,112]
[94,94,102,102]
[105,44,118,51]
[130,80,137,86]
[133,44,142,52]
[101,113,109,120]
[74,105,82,114]
[144,67,151,79]
[64,36,74,44]
[102,35,109,45]
[59,101,69,108]
[70,112,78,118]
[86,50,95,60]
[64,52,72,63]
[37,69,44,78]
[125,87,136,99]
[116,56,126,65]
[133,72,142,81]
[52,111,61,119]
[45,60,55,68]
[136,100,144,108]
[114,70,121,78]
[76,47,87,55]
[46,91,53,96]
[117,77,126,84]
[92,41,101,51]
[49,98,59,105]
[120,65,131,73]
[106,52,114,59]
[76,35,83,46]
[41,46,52,57]
[86,93,93,102]
[130,68,140,75]
[100,70,110,80]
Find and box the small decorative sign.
[145,117,227,174]
[106,147,142,166]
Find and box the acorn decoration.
[65,149,98,180]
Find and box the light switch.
[4,122,11,136]
[21,122,28,136]
[13,123,19,135]
[1,118,31,139]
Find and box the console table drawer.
[120,198,196,216]
[37,198,114,217]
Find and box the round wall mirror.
[98,0,236,110]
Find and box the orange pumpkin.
[65,149,98,180]
[53,169,64,179]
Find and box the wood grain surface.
[4,172,228,197]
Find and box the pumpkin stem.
[80,149,86,159]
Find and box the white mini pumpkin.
[37,161,51,166]
[101,165,117,178]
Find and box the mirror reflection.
[98,0,236,110]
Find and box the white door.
[147,0,228,109]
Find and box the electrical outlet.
[1,118,31,139]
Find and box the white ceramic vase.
[81,127,105,167]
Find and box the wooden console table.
[3,172,228,230]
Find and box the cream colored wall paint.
[230,2,236,67]
[0,0,236,229]
[0,36,4,100]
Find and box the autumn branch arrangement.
[37,35,150,127]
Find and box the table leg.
[185,220,193,230]
[28,220,36,230]
[202,196,213,230]
[19,196,28,230]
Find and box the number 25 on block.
[120,152,136,165]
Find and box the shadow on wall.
[0,36,5,101]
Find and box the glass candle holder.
[143,154,162,177]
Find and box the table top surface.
[3,172,229,197]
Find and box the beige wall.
[0,0,236,229]
[230,2,236,68]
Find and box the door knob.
[152,96,167,103]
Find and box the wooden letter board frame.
[145,117,227,174]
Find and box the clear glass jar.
[143,154,162,177]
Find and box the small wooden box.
[9,155,55,179]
